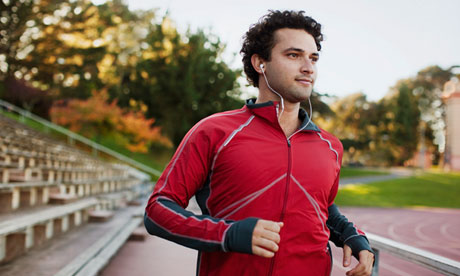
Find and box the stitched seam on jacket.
[291,175,327,221]
[215,173,287,219]
[157,199,230,226]
[158,109,247,193]
[291,175,328,236]
[316,132,339,165]
[151,201,230,243]
[206,115,256,214]
[344,234,361,244]
[145,213,224,244]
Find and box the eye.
[287,53,298,58]
[311,56,319,62]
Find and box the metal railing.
[0,99,161,177]
[367,232,460,276]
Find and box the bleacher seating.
[0,113,150,274]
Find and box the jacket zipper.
[268,138,292,276]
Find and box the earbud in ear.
[259,64,265,72]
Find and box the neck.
[256,89,301,137]
[278,102,301,137]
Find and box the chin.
[288,95,310,103]
[286,88,312,102]
[298,91,312,101]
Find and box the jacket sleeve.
[327,203,374,259]
[144,120,258,254]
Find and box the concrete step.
[0,205,142,276]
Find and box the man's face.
[264,28,318,104]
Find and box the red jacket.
[145,100,371,276]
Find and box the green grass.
[340,167,390,178]
[95,136,173,175]
[335,172,460,209]
[0,110,57,135]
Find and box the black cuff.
[224,217,259,254]
[344,235,374,259]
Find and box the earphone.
[259,63,285,119]
[258,63,313,134]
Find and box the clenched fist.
[251,219,284,258]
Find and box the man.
[145,10,374,276]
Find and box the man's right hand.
[251,219,284,258]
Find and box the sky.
[96,0,460,101]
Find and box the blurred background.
[1,0,459,170]
[0,1,459,275]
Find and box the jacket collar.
[245,98,320,132]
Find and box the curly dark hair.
[240,10,323,87]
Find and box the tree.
[1,0,246,149]
[410,66,454,158]
[390,82,420,165]
[0,0,62,113]
[114,18,243,146]
[0,0,43,82]
[0,0,109,113]
[323,65,458,167]
[300,90,335,121]
[0,0,145,101]
[321,92,378,164]
[50,89,171,153]
[1,77,52,118]
[385,65,456,165]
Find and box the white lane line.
[388,224,401,241]
[379,261,415,276]
[414,223,434,242]
[441,223,460,242]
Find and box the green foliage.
[0,108,172,180]
[340,167,389,179]
[319,65,457,167]
[300,91,335,120]
[404,66,454,160]
[0,0,39,80]
[319,92,379,164]
[335,172,460,208]
[113,23,243,146]
[95,134,174,173]
[1,0,243,148]
[1,0,457,164]
[390,82,420,164]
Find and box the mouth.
[295,78,313,86]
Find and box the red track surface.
[330,207,460,276]
[101,207,460,276]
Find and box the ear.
[251,54,265,74]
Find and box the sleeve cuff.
[344,235,374,259]
[224,217,259,254]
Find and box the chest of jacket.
[206,116,339,243]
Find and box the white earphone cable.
[260,64,314,137]
[261,66,284,119]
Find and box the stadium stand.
[0,113,151,275]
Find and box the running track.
[101,203,459,276]
[330,207,460,276]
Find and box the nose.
[301,59,314,74]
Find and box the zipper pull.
[287,139,291,147]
